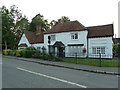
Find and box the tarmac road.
[2,56,118,88]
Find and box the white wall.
[44,30,88,57]
[88,37,113,58]
[18,34,44,50]
[32,43,44,51]
[18,34,32,49]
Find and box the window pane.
[71,33,78,39]
[75,33,78,39]
[51,35,55,41]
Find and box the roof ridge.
[86,24,113,28]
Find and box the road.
[2,56,118,88]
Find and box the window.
[92,47,105,54]
[37,47,41,51]
[71,33,78,40]
[69,46,82,56]
[51,35,55,41]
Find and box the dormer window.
[71,33,78,40]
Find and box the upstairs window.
[71,33,78,40]
[51,35,56,41]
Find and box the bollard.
[75,52,77,64]
[99,53,101,67]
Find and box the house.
[18,25,44,50]
[18,21,114,58]
[113,38,120,44]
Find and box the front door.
[57,46,65,57]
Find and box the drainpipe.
[87,30,89,58]
[87,38,89,58]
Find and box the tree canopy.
[29,14,49,32]
[50,16,70,27]
[1,5,71,50]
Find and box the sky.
[1,0,119,37]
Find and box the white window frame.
[71,33,78,40]
[92,47,105,55]
[50,35,56,41]
[68,46,82,56]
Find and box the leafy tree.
[50,16,70,27]
[1,5,24,49]
[15,17,30,38]
[29,14,49,32]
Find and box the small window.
[37,47,41,51]
[51,35,55,41]
[71,33,78,40]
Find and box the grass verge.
[62,58,120,67]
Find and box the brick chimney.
[50,23,54,29]
[36,25,42,35]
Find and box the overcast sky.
[1,0,119,37]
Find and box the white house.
[18,21,114,58]
[18,26,44,50]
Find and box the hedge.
[113,44,120,57]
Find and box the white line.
[16,67,87,88]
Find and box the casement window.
[68,46,82,56]
[71,33,78,40]
[92,47,105,54]
[50,35,56,41]
[37,47,41,51]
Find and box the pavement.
[3,55,120,75]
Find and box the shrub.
[16,50,22,57]
[32,51,41,58]
[113,44,120,57]
[3,49,12,55]
[9,50,16,56]
[21,50,35,58]
[25,47,36,50]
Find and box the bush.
[113,44,120,57]
[9,50,16,56]
[32,50,41,58]
[21,50,35,58]
[16,50,22,57]
[3,49,12,55]
[25,47,36,50]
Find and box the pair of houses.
[18,21,114,58]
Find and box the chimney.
[50,23,54,29]
[36,25,42,35]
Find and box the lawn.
[62,58,120,67]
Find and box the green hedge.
[3,47,63,61]
[3,49,12,55]
[113,44,120,57]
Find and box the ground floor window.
[68,46,82,56]
[92,47,105,54]
[19,47,25,50]
[37,47,41,51]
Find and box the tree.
[1,5,24,49]
[29,14,50,32]
[15,17,30,38]
[50,16,70,27]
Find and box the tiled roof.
[44,21,86,34]
[18,43,28,47]
[53,41,65,46]
[25,31,44,44]
[113,38,120,44]
[87,24,114,38]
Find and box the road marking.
[16,67,87,88]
